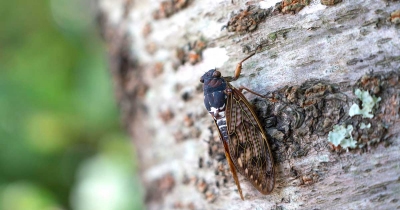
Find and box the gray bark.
[97,0,400,209]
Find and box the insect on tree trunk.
[97,0,400,209]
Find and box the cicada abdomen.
[200,52,275,200]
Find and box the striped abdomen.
[211,107,229,143]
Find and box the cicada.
[200,51,275,200]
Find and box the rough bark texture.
[97,0,400,209]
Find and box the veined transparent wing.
[225,84,275,194]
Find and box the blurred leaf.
[0,182,60,210]
[0,0,142,209]
[25,112,70,154]
[71,155,144,210]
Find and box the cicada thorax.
[202,69,230,142]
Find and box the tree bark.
[97,0,400,209]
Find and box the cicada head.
[200,69,227,94]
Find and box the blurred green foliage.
[0,1,143,209]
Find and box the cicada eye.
[212,71,221,78]
[200,77,204,83]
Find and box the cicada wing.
[225,86,275,194]
[213,120,244,200]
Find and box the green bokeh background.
[0,1,143,209]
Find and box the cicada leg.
[231,45,263,81]
[238,86,267,99]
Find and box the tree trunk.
[96,0,400,209]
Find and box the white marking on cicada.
[210,107,218,115]
[216,112,226,120]
[210,107,226,119]
[218,125,227,129]
[218,111,225,118]
[245,168,248,174]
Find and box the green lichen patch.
[328,125,357,149]
[349,89,381,118]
